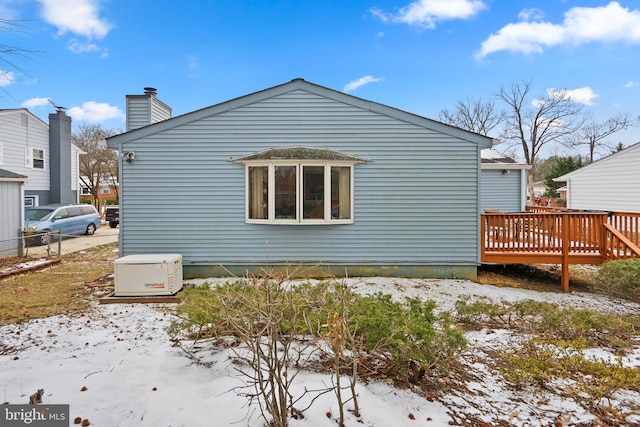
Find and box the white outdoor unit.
[114,254,183,296]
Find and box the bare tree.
[438,97,505,136]
[72,124,119,208]
[496,80,586,198]
[1,18,39,97]
[575,113,632,163]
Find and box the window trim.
[244,160,355,225]
[25,147,45,170]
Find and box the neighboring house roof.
[0,168,28,181]
[107,79,495,149]
[554,141,640,182]
[0,108,49,128]
[481,149,531,170]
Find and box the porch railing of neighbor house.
[481,210,640,292]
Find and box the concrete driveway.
[24,224,119,257]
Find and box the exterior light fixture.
[123,151,136,163]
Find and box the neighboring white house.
[531,180,546,198]
[554,142,640,212]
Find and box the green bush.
[171,279,466,378]
[349,293,465,374]
[595,258,640,302]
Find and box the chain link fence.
[0,231,63,260]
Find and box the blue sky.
[1,0,639,159]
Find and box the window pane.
[248,166,268,219]
[275,165,296,219]
[331,167,351,220]
[303,166,325,219]
[33,149,44,169]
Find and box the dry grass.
[0,243,118,326]
[477,263,598,293]
[1,245,601,327]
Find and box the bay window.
[246,162,354,224]
[236,146,364,224]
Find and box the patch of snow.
[1,277,639,426]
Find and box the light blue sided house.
[106,79,496,280]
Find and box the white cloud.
[68,39,101,54]
[343,76,382,93]
[37,0,111,39]
[371,0,486,29]
[186,55,199,71]
[517,8,544,22]
[563,87,599,106]
[625,81,639,88]
[477,2,640,58]
[21,97,51,108]
[67,101,124,123]
[0,69,16,87]
[533,87,599,107]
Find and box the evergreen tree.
[543,156,582,197]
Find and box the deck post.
[480,215,486,260]
[561,215,570,292]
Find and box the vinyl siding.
[117,90,482,266]
[0,180,22,255]
[480,169,523,212]
[126,95,172,131]
[150,98,171,124]
[126,97,151,131]
[0,110,49,191]
[563,144,640,212]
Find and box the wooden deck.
[481,209,640,291]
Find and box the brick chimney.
[125,87,172,131]
[48,110,75,204]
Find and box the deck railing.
[482,210,640,291]
[602,224,640,261]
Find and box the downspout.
[117,144,124,258]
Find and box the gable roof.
[554,141,640,182]
[107,79,495,149]
[0,108,49,128]
[480,148,531,170]
[0,168,28,181]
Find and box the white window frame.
[100,185,111,195]
[244,160,354,225]
[25,147,45,170]
[24,196,38,207]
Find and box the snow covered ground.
[1,277,638,427]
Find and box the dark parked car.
[105,205,119,228]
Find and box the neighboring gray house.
[0,108,82,256]
[480,149,530,212]
[0,108,82,207]
[107,79,495,280]
[554,142,640,212]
